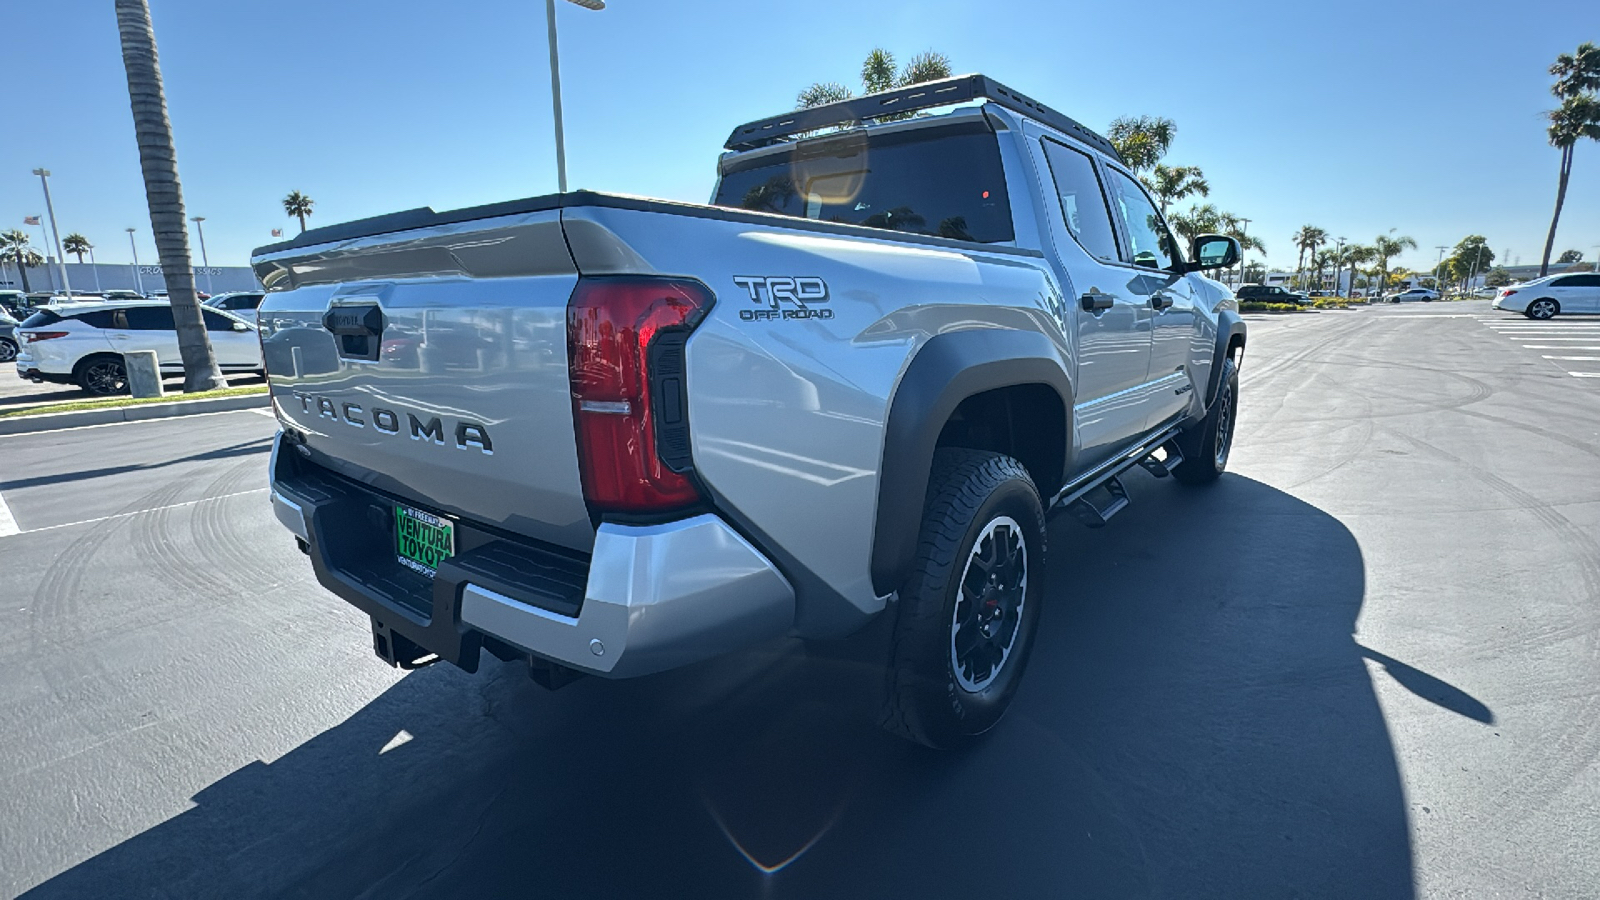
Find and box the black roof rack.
[724,73,1123,162]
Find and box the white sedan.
[1494,273,1600,319]
[1388,288,1439,303]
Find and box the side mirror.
[1191,234,1241,271]
[233,321,252,332]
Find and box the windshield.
[713,120,1014,244]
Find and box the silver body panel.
[254,101,1233,666]
[460,514,793,677]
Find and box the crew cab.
[254,75,1246,748]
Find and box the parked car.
[13,301,263,394]
[0,306,18,363]
[0,289,27,318]
[1237,284,1311,305]
[254,73,1248,748]
[1493,273,1600,319]
[1387,288,1438,303]
[203,291,266,318]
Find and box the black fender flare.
[870,328,1073,597]
[1205,310,1246,408]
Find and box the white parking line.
[0,491,18,538]
[1523,345,1600,349]
[1571,372,1600,378]
[0,488,268,537]
[1543,356,1600,361]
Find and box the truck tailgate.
[254,210,594,552]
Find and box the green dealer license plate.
[395,504,454,576]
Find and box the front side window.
[1104,168,1178,269]
[1040,139,1120,262]
[713,121,1015,244]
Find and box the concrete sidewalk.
[0,391,270,436]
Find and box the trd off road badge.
[732,276,834,321]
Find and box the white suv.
[1494,273,1600,319]
[14,302,263,394]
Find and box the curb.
[0,392,270,437]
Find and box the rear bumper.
[269,431,794,678]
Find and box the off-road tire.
[75,355,128,396]
[1172,358,1238,485]
[881,449,1046,749]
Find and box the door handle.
[1080,292,1114,312]
[1151,292,1174,311]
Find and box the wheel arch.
[1205,309,1247,408]
[871,328,1072,597]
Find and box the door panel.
[1100,166,1195,429]
[111,306,180,366]
[202,310,262,366]
[1035,134,1154,468]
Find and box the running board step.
[1066,475,1130,528]
[1137,441,1185,479]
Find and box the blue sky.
[4,0,1596,275]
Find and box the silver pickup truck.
[255,75,1245,748]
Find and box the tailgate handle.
[323,304,385,337]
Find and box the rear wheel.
[75,355,128,396]
[0,339,16,363]
[881,449,1045,749]
[1172,358,1238,485]
[1526,298,1558,320]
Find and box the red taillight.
[22,331,69,342]
[1502,290,1516,297]
[567,277,713,514]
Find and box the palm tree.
[115,0,225,392]
[797,47,953,111]
[1541,43,1600,277]
[1292,226,1327,290]
[1145,164,1209,216]
[1169,203,1223,247]
[62,233,92,264]
[1372,231,1418,296]
[1106,116,1175,173]
[1,229,43,292]
[1339,245,1375,298]
[283,190,315,233]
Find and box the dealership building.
[0,259,261,295]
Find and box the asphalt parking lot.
[1,300,1597,898]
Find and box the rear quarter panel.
[565,206,1065,633]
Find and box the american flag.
[271,228,283,237]
[23,216,39,225]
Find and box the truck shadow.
[27,474,1447,899]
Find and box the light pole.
[126,228,144,295]
[1465,243,1486,294]
[87,243,102,292]
[1333,236,1346,296]
[1433,246,1448,294]
[1237,218,1251,288]
[544,0,604,193]
[32,169,71,296]
[191,216,213,294]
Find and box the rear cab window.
[1040,139,1120,262]
[712,120,1014,244]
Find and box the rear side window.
[69,311,118,328]
[1041,139,1119,262]
[1555,274,1600,288]
[122,306,177,330]
[713,121,1014,244]
[228,294,265,309]
[202,310,238,331]
[20,310,62,327]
